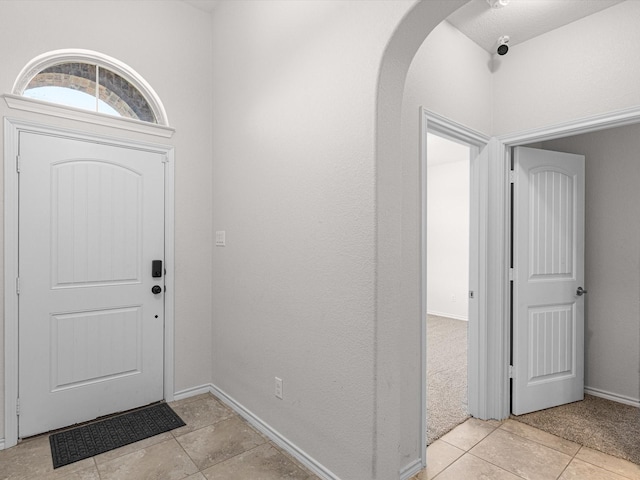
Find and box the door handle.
[151,285,162,294]
[576,286,587,296]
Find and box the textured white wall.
[427,160,470,321]
[402,19,489,323]
[395,15,489,450]
[492,1,640,135]
[541,126,640,404]
[211,1,419,478]
[0,0,214,439]
[404,20,493,135]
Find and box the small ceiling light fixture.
[497,35,510,55]
[487,0,510,8]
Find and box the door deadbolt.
[151,285,162,294]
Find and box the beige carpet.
[427,314,469,444]
[513,394,640,465]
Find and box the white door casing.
[18,132,166,437]
[512,146,585,415]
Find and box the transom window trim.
[13,49,169,126]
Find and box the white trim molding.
[209,384,340,480]
[498,105,640,145]
[12,49,170,127]
[585,387,640,408]
[4,118,176,448]
[173,385,214,402]
[399,459,423,480]
[3,95,175,138]
[495,104,640,420]
[420,109,500,470]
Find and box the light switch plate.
[215,231,226,246]
[275,377,283,399]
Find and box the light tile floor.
[0,393,320,480]
[412,417,640,480]
[2,393,639,480]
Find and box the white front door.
[18,132,166,437]
[512,146,585,415]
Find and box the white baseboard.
[173,384,213,402]
[427,310,468,322]
[399,458,424,479]
[584,387,640,408]
[0,438,5,450]
[181,383,339,480]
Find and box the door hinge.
[16,277,20,295]
[162,155,169,164]
[509,170,515,184]
[508,268,515,281]
[16,155,21,173]
[508,365,514,379]
[16,398,20,416]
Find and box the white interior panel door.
[18,132,165,437]
[512,146,585,415]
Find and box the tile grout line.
[570,449,639,480]
[487,425,577,478]
[430,423,502,479]
[436,422,572,480]
[497,423,579,457]
[91,456,104,480]
[172,413,271,476]
[437,421,501,452]
[198,442,271,476]
[554,444,583,479]
[466,450,528,479]
[172,428,207,476]
[499,422,640,479]
[170,409,236,440]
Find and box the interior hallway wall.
[211,1,428,478]
[403,20,493,136]
[398,13,491,441]
[427,158,470,321]
[402,18,491,328]
[0,0,214,440]
[540,125,640,404]
[492,1,640,135]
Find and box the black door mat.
[49,402,185,469]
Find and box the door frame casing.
[420,108,490,466]
[420,105,640,451]
[497,105,640,419]
[3,117,175,448]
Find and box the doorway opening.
[425,131,471,443]
[504,124,640,465]
[420,110,489,450]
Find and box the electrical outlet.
[275,377,283,399]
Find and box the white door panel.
[19,132,165,437]
[512,147,585,415]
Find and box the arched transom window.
[13,50,168,125]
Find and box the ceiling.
[182,0,218,13]
[447,0,625,53]
[181,0,625,53]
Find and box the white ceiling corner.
[447,0,626,54]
